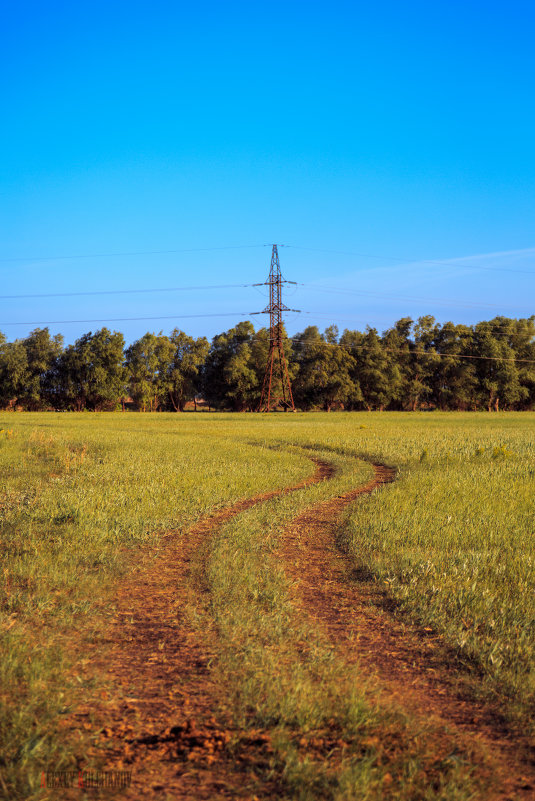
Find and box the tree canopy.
[1,316,535,411]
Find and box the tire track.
[69,456,333,800]
[281,463,535,800]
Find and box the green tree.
[473,318,528,411]
[408,316,442,411]
[0,335,28,408]
[382,318,413,409]
[503,316,535,409]
[124,333,174,411]
[49,328,125,410]
[166,329,210,411]
[432,322,477,409]
[202,321,258,411]
[17,328,64,409]
[341,327,400,411]
[292,326,358,411]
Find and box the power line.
[1,315,533,361]
[0,283,257,300]
[3,240,534,275]
[299,284,532,311]
[304,313,535,334]
[0,244,268,264]
[0,312,254,326]
[249,335,535,365]
[292,310,535,334]
[1,279,529,312]
[1,310,533,341]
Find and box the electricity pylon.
[255,245,297,412]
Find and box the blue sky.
[1,0,534,344]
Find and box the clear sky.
[1,0,534,344]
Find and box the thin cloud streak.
[439,246,535,263]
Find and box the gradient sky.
[1,0,534,344]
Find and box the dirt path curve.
[73,458,332,800]
[281,463,535,801]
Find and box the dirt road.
[68,456,534,799]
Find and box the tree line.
[1,315,534,412]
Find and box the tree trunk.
[169,391,180,411]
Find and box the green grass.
[336,413,535,736]
[201,449,481,800]
[0,414,311,799]
[1,411,534,799]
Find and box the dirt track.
[281,462,535,800]
[70,459,330,799]
[69,456,534,800]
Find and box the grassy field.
[1,411,533,799]
[339,414,535,733]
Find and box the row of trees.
[1,315,534,412]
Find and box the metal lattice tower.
[257,245,297,412]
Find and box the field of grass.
[1,411,533,799]
[337,413,535,732]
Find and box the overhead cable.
[0,244,268,264]
[0,284,257,300]
[298,284,532,311]
[0,312,254,326]
[248,336,535,365]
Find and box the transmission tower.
[256,245,297,412]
